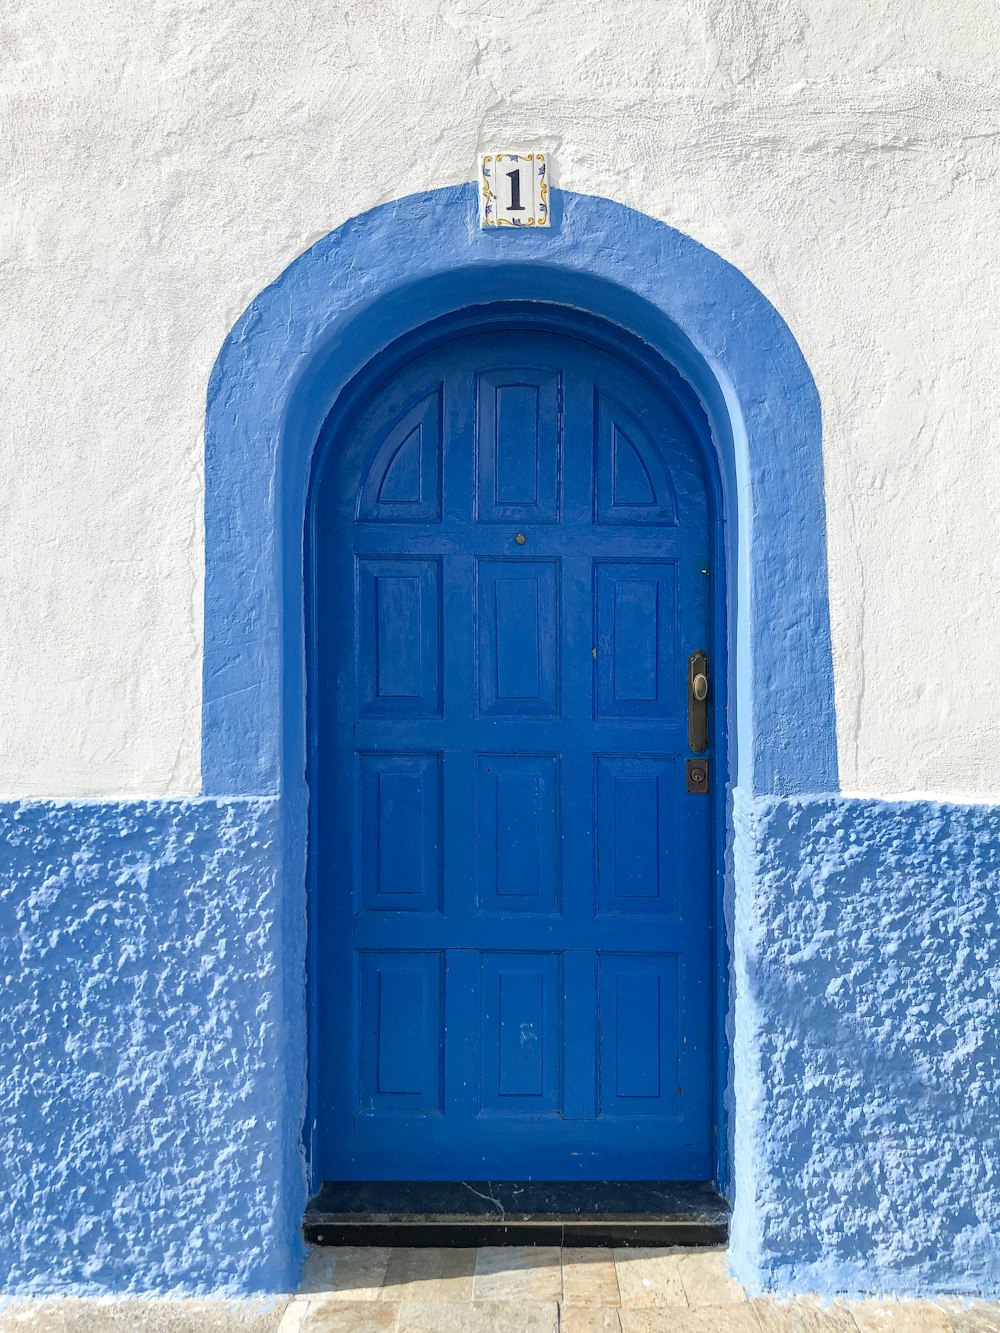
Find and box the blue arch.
[203,184,838,799]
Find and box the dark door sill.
[304,1180,729,1247]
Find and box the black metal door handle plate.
[688,649,709,754]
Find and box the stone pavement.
[2,1248,1000,1332]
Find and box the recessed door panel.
[357,557,441,716]
[476,369,561,523]
[314,326,718,1181]
[596,756,678,915]
[358,752,442,912]
[477,560,559,717]
[359,952,443,1111]
[358,387,443,522]
[595,389,678,525]
[599,953,682,1117]
[595,560,679,720]
[479,952,562,1115]
[476,754,560,914]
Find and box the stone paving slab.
[936,1304,1000,1333]
[470,1247,562,1303]
[614,1248,687,1307]
[561,1310,625,1333]
[621,1310,762,1333]
[3,1248,1000,1331]
[850,1300,953,1333]
[297,1246,391,1299]
[297,1297,399,1331]
[396,1301,559,1332]
[0,1297,289,1331]
[562,1247,622,1307]
[755,1297,858,1333]
[380,1249,477,1304]
[678,1250,749,1306]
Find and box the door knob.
[692,672,708,702]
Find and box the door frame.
[304,302,731,1191]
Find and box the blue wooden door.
[313,327,716,1180]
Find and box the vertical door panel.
[358,752,443,912]
[476,369,561,523]
[477,560,560,716]
[595,756,679,915]
[358,952,444,1111]
[476,754,560,914]
[595,560,679,720]
[358,387,443,522]
[599,953,682,1117]
[595,389,678,525]
[356,557,442,716]
[479,953,562,1114]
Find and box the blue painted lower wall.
[1,792,997,1295]
[731,791,1000,1298]
[0,798,305,1295]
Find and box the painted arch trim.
[203,183,838,798]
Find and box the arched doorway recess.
[202,184,837,1241]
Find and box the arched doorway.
[203,185,837,1266]
[308,307,725,1182]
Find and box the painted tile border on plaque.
[479,151,549,228]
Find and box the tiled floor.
[1,1248,999,1331]
[281,1246,1000,1333]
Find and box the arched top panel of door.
[313,324,713,538]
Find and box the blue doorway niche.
[202,184,838,1289]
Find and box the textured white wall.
[2,0,998,799]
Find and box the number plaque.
[479,152,550,229]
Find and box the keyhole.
[514,533,527,545]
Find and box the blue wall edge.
[730,789,1000,1299]
[1,790,997,1296]
[0,796,306,1297]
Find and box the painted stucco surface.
[2,0,1000,798]
[731,791,1000,1298]
[0,799,304,1295]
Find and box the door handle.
[688,650,709,754]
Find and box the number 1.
[507,168,525,212]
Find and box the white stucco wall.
[2,0,998,799]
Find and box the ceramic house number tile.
[479,151,550,228]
